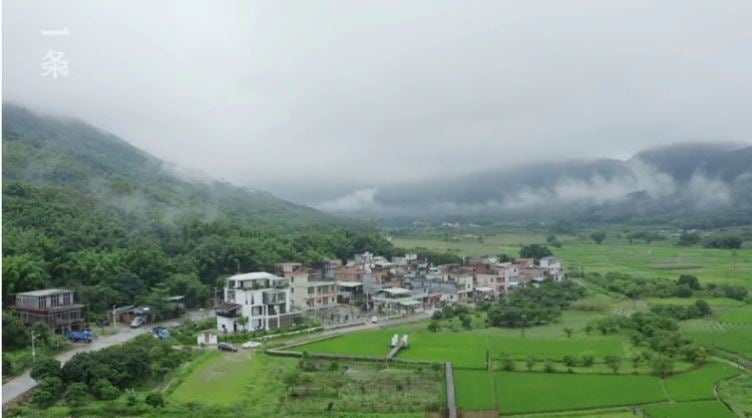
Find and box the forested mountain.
[2,104,394,319]
[317,143,752,228]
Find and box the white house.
[215,272,293,333]
[538,256,565,282]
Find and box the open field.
[717,305,752,325]
[664,362,741,401]
[684,327,752,359]
[296,326,627,369]
[169,349,293,407]
[454,370,496,410]
[644,400,736,418]
[495,372,667,414]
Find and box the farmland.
[644,400,737,418]
[664,362,740,401]
[295,326,627,369]
[495,372,667,414]
[391,226,752,289]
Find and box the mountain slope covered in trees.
[2,104,394,319]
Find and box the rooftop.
[380,287,412,296]
[17,288,73,297]
[228,272,285,282]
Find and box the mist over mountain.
[2,103,333,228]
[315,143,752,227]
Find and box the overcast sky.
[4,0,752,201]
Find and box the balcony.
[215,302,241,318]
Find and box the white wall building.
[215,272,293,333]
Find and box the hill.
[317,143,752,227]
[1,104,394,317]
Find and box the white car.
[242,341,262,349]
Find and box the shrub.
[93,379,120,400]
[30,388,56,407]
[64,382,89,406]
[544,360,555,373]
[562,355,578,368]
[30,357,61,382]
[145,392,164,408]
[582,355,595,367]
[501,357,515,371]
[525,355,537,371]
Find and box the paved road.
[2,310,214,407]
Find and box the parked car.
[130,316,146,328]
[242,341,261,349]
[371,315,379,324]
[65,329,95,343]
[152,326,170,339]
[218,342,238,352]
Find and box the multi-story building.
[291,277,338,310]
[215,272,293,333]
[13,289,85,333]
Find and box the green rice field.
[664,362,741,401]
[644,400,736,418]
[453,370,496,410]
[494,372,667,414]
[296,328,626,369]
[684,327,752,359]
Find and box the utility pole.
[31,330,37,364]
[521,313,527,339]
[112,304,117,326]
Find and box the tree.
[30,322,53,348]
[605,355,621,374]
[676,275,701,290]
[64,382,89,406]
[93,379,120,400]
[30,387,56,407]
[651,355,674,378]
[631,354,643,372]
[694,300,712,317]
[427,321,441,333]
[582,355,594,367]
[544,360,555,373]
[563,327,573,338]
[590,231,606,245]
[2,313,29,350]
[31,357,61,382]
[283,369,301,391]
[2,254,50,304]
[525,355,537,371]
[166,273,210,308]
[677,231,701,246]
[460,314,472,330]
[501,356,515,371]
[37,377,64,397]
[145,392,164,408]
[519,245,552,260]
[562,355,578,368]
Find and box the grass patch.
[664,362,741,401]
[169,350,290,407]
[495,372,667,414]
[644,400,736,418]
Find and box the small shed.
[197,330,218,346]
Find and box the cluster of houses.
[215,252,565,334]
[10,252,564,336]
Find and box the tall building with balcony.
[215,272,293,333]
[13,288,85,333]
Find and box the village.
[212,251,565,335]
